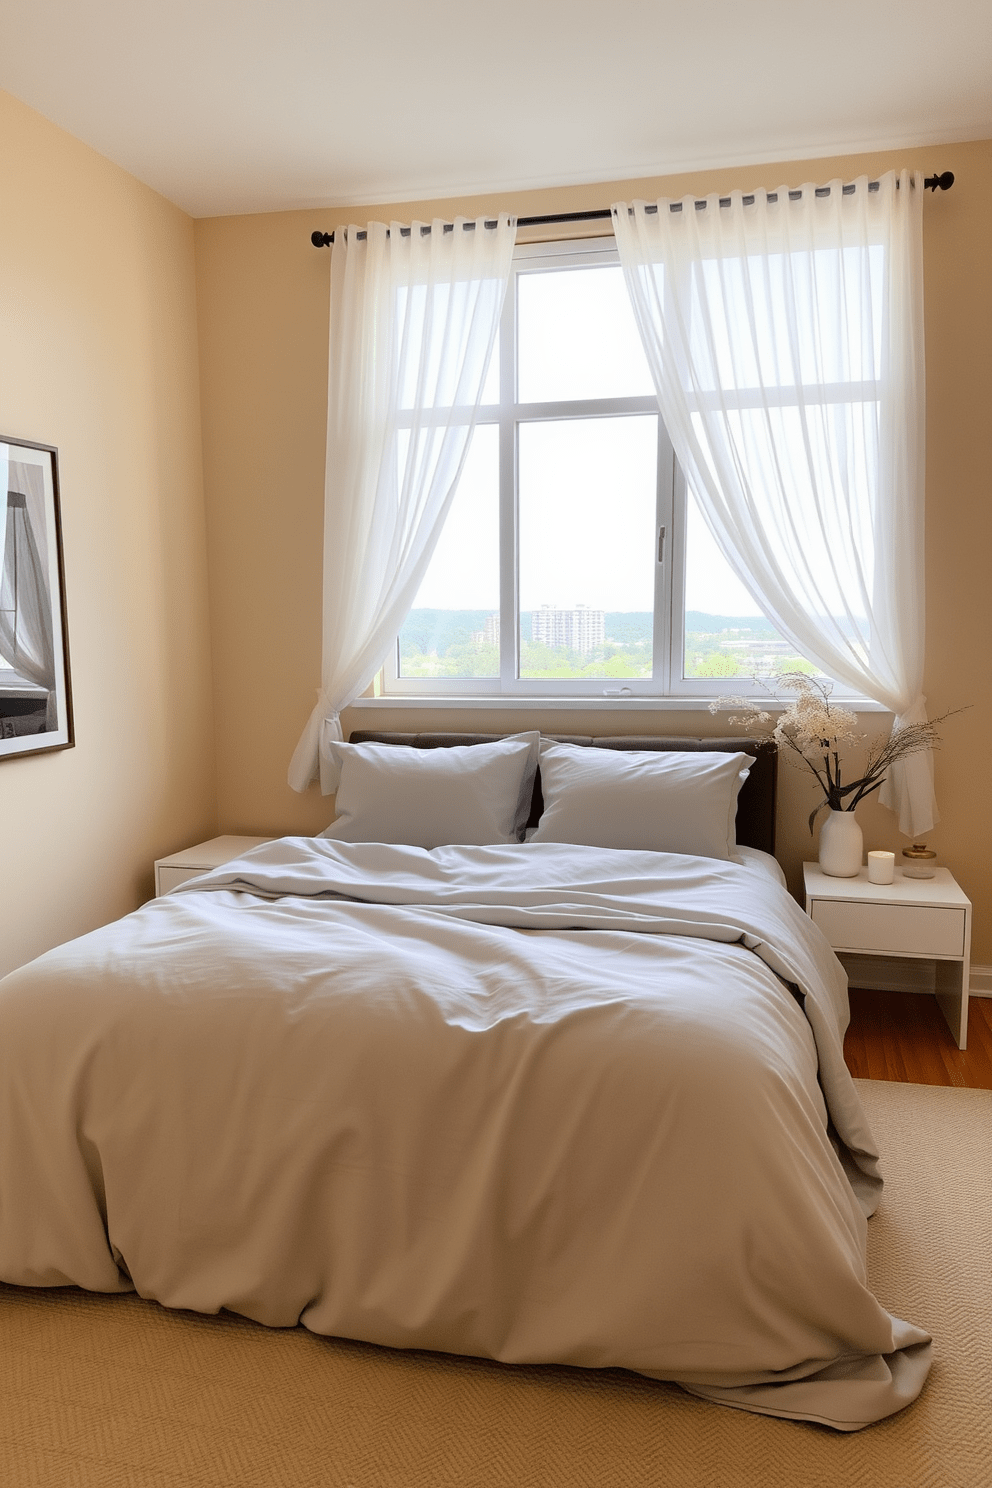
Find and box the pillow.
[319,733,540,848]
[528,742,752,859]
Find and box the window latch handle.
[658,526,667,563]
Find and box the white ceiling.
[1,0,989,219]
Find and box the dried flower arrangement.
[710,674,957,833]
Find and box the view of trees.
[398,609,816,680]
[682,612,816,679]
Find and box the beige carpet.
[2,1079,990,1488]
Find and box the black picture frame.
[1,435,74,760]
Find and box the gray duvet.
[0,839,931,1429]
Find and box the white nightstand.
[803,863,972,1049]
[154,835,276,896]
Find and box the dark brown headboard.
[348,732,778,856]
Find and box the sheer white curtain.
[289,214,516,793]
[613,171,933,835]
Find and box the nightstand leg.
[934,958,969,1050]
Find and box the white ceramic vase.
[818,809,864,878]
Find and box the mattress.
[0,837,930,1430]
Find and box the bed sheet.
[734,844,787,887]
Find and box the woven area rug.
[2,1079,990,1487]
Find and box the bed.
[0,731,931,1431]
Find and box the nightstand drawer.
[154,836,276,896]
[810,900,966,958]
[157,865,212,894]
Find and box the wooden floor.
[844,988,992,1089]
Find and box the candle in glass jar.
[867,850,895,884]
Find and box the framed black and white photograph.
[1,435,73,760]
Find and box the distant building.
[531,605,604,655]
[471,613,500,649]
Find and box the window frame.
[377,235,864,705]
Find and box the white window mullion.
[653,423,675,694]
[499,263,517,691]
[513,395,659,422]
[667,456,689,692]
[498,418,517,690]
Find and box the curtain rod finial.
[924,171,954,192]
[311,230,332,247]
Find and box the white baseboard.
[970,964,992,998]
[840,954,992,998]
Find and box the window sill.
[350,694,892,714]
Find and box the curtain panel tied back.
[613,170,933,836]
[288,214,517,794]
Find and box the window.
[383,237,821,700]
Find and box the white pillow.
[319,733,540,848]
[529,742,752,860]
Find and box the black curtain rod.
[310,172,954,246]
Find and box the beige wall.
[195,140,992,957]
[2,90,982,977]
[0,92,217,979]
